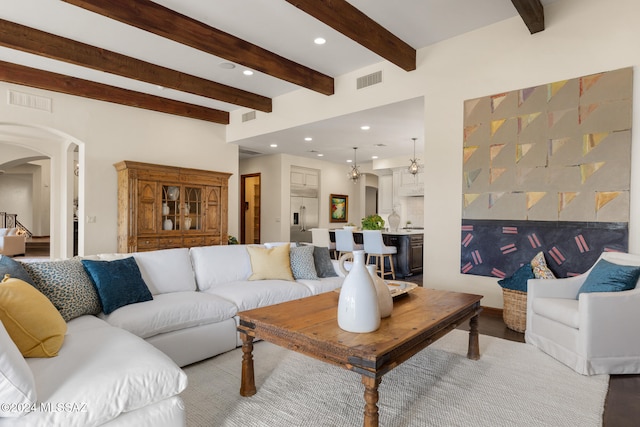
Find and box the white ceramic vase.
[388,209,401,232]
[162,203,170,216]
[366,265,393,318]
[163,218,173,230]
[184,216,192,230]
[337,250,380,333]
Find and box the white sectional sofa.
[0,243,343,427]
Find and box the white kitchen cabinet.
[291,167,319,188]
[397,169,424,197]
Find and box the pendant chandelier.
[348,147,362,184]
[408,137,420,175]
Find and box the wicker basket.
[502,288,527,333]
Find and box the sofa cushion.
[100,291,238,339]
[577,258,640,296]
[82,257,153,315]
[0,276,67,358]
[21,315,187,427]
[97,248,197,295]
[21,259,102,322]
[297,276,344,295]
[133,248,197,294]
[290,245,319,280]
[247,244,295,281]
[204,280,313,312]
[190,245,253,291]
[0,228,7,237]
[0,320,36,417]
[313,246,338,278]
[0,255,34,284]
[532,297,580,329]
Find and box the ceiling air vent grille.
[242,110,256,122]
[8,90,52,112]
[239,148,262,156]
[357,70,382,90]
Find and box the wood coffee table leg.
[362,376,381,427]
[240,333,257,396]
[467,314,480,360]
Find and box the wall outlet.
[86,216,96,223]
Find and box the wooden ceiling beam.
[511,0,545,34]
[285,0,416,72]
[62,0,335,95]
[0,61,229,124]
[0,19,270,113]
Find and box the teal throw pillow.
[0,256,34,285]
[577,259,640,297]
[498,263,534,292]
[81,257,153,314]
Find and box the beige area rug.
[181,330,609,426]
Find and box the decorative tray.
[334,281,417,299]
[386,281,418,299]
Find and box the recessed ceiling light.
[371,156,378,159]
[360,125,370,131]
[243,70,254,76]
[270,144,278,148]
[219,62,236,69]
[314,37,326,45]
[304,137,313,142]
[347,159,353,163]
[317,153,324,157]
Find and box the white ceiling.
[0,0,558,164]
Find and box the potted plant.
[361,214,385,230]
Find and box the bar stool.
[310,228,337,259]
[334,229,364,259]
[362,230,397,279]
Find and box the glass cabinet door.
[182,187,202,231]
[162,185,181,231]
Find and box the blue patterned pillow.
[22,259,102,322]
[498,264,534,292]
[290,245,319,280]
[81,257,153,315]
[577,259,640,297]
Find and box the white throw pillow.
[7,228,19,236]
[0,228,8,237]
[0,321,37,417]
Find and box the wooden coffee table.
[237,287,483,427]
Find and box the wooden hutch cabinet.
[114,161,231,253]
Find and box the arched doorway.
[0,123,84,259]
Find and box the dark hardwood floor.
[401,274,640,427]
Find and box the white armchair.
[0,234,26,257]
[526,251,640,375]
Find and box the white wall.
[239,153,371,242]
[0,83,238,256]
[228,0,640,308]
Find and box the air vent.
[357,70,382,89]
[239,148,262,156]
[242,110,256,122]
[8,90,52,112]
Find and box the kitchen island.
[329,229,423,278]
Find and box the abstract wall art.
[461,67,632,278]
